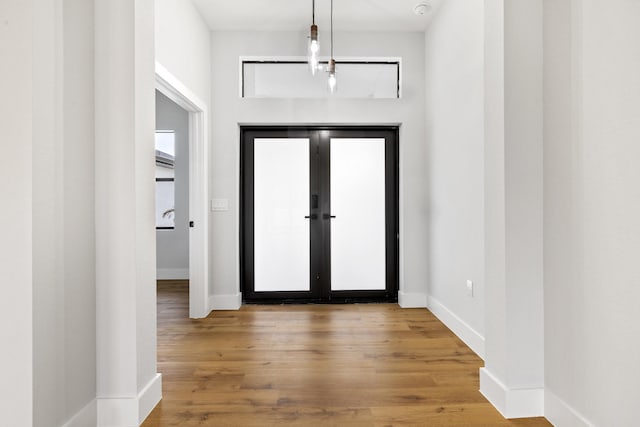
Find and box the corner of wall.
[96,373,162,427]
[61,400,97,427]
[479,368,544,419]
[209,293,242,311]
[398,291,427,308]
[545,389,595,427]
[427,296,485,359]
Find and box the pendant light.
[308,0,319,75]
[327,0,337,93]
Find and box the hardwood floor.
[143,281,551,426]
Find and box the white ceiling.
[191,0,441,32]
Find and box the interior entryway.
[155,64,210,318]
[155,91,190,287]
[241,126,399,303]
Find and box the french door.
[240,127,399,303]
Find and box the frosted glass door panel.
[254,139,310,292]
[330,138,386,291]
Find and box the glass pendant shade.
[327,59,337,93]
[308,24,319,75]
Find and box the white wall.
[156,91,190,278]
[0,1,34,424]
[502,0,544,391]
[480,0,545,418]
[209,31,428,306]
[544,1,640,426]
[424,0,486,356]
[95,0,161,424]
[155,0,211,110]
[1,1,97,426]
[32,0,98,425]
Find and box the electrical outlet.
[466,280,474,297]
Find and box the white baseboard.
[426,295,485,359]
[62,399,97,427]
[97,373,162,427]
[398,291,427,308]
[209,292,242,310]
[479,368,544,419]
[97,396,137,427]
[156,268,189,280]
[545,389,594,427]
[138,373,162,424]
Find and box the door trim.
[240,126,399,303]
[155,62,210,318]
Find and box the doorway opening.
[240,126,399,303]
[155,63,209,318]
[155,92,189,288]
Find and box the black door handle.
[322,214,336,220]
[305,214,318,220]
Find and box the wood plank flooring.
[143,281,551,426]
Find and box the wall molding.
[398,291,427,308]
[479,368,544,419]
[62,399,97,427]
[545,389,595,427]
[209,293,242,311]
[138,373,162,424]
[97,373,162,427]
[156,268,189,280]
[427,295,485,359]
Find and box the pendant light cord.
[330,0,334,58]
[312,0,315,25]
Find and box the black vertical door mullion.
[318,130,332,301]
[308,131,322,300]
[240,129,255,301]
[385,129,400,299]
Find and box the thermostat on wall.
[211,198,229,212]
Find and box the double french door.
[241,127,399,303]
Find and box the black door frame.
[240,126,399,303]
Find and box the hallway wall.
[155,0,211,109]
[1,0,35,424]
[7,1,160,424]
[31,0,98,425]
[423,0,486,357]
[208,30,428,307]
[544,1,640,425]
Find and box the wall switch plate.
[211,198,229,212]
[466,280,474,297]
